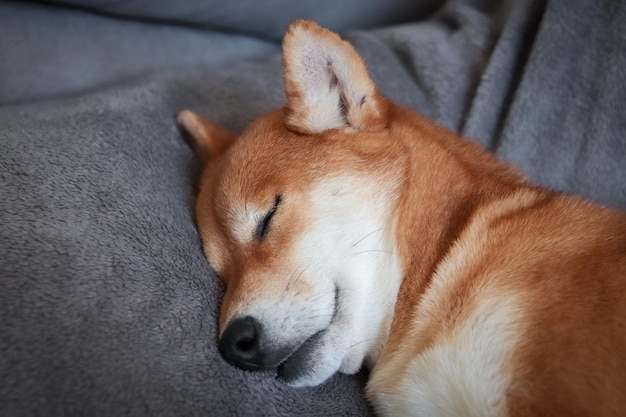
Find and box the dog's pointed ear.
[282,20,388,135]
[177,110,235,163]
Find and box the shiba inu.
[177,20,626,417]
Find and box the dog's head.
[178,20,404,387]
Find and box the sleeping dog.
[178,20,626,417]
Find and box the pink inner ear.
[297,42,337,93]
[282,20,387,134]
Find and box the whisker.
[351,228,383,247]
[300,314,336,320]
[345,337,385,351]
[303,290,336,303]
[353,249,397,256]
[286,265,310,291]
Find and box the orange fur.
[177,20,626,417]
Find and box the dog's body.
[178,20,626,417]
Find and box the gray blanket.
[1,0,625,416]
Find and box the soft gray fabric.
[0,1,279,105]
[349,0,626,207]
[43,0,440,40]
[1,0,625,416]
[0,65,371,417]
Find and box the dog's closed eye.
[255,195,282,241]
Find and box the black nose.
[218,316,266,371]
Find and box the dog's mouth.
[276,329,326,382]
[276,285,340,383]
[219,285,341,383]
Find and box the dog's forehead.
[206,134,301,239]
[207,109,385,228]
[217,121,324,197]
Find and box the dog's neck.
[379,106,528,357]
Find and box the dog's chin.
[276,328,362,387]
[277,333,342,387]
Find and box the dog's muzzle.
[219,288,338,379]
[218,316,293,371]
[218,315,327,383]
